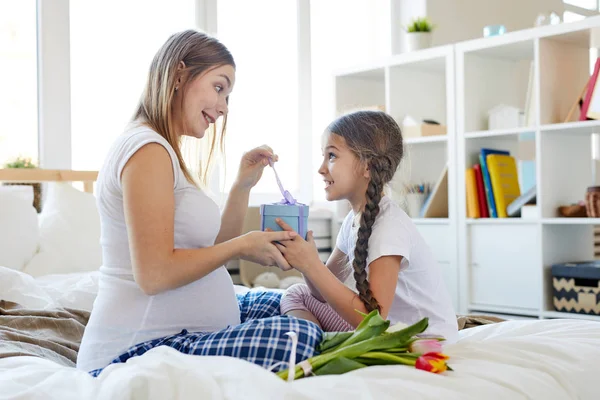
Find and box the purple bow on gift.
[266,158,308,237]
[269,158,297,205]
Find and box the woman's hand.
[272,219,324,275]
[239,230,296,271]
[234,145,278,190]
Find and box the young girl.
[277,110,458,343]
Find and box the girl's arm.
[303,247,348,302]
[302,253,401,327]
[274,221,401,327]
[122,143,296,296]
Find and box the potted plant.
[3,156,42,212]
[405,17,434,52]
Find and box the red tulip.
[415,352,450,374]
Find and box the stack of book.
[466,148,534,218]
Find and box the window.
[564,0,597,10]
[216,0,302,204]
[563,10,587,22]
[0,1,38,166]
[69,0,196,171]
[563,0,600,22]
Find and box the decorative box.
[260,203,309,239]
[403,123,447,139]
[552,261,600,316]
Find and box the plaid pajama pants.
[89,290,323,377]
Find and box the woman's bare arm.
[122,143,294,295]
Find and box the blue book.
[479,148,510,218]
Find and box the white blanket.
[1,267,599,400]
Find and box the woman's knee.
[279,315,324,347]
[238,289,283,321]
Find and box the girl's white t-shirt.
[336,196,458,343]
[77,124,240,372]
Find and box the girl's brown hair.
[326,110,404,312]
[133,29,235,186]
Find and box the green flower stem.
[357,352,417,366]
[277,317,428,381]
[318,331,354,354]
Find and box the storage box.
[403,124,447,139]
[260,203,309,239]
[552,261,600,316]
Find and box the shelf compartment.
[469,224,541,310]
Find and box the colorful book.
[466,168,480,218]
[473,164,489,218]
[486,154,521,218]
[580,57,600,121]
[479,148,510,218]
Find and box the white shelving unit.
[457,16,600,320]
[333,45,459,311]
[333,15,600,322]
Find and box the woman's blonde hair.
[133,29,235,186]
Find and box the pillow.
[0,188,39,270]
[22,182,102,277]
[0,184,34,205]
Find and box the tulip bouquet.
[276,310,451,381]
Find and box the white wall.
[428,0,564,46]
[395,0,565,53]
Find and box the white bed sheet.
[1,267,599,400]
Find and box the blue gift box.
[260,203,309,239]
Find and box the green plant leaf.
[277,316,429,381]
[336,310,390,349]
[318,331,354,354]
[406,17,434,33]
[313,357,367,376]
[3,156,37,169]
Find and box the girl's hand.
[239,230,297,271]
[272,219,323,274]
[234,145,278,190]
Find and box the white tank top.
[77,124,240,372]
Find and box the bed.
[1,169,599,400]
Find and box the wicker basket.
[2,182,42,212]
[586,186,600,218]
[552,261,600,316]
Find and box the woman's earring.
[175,86,179,92]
